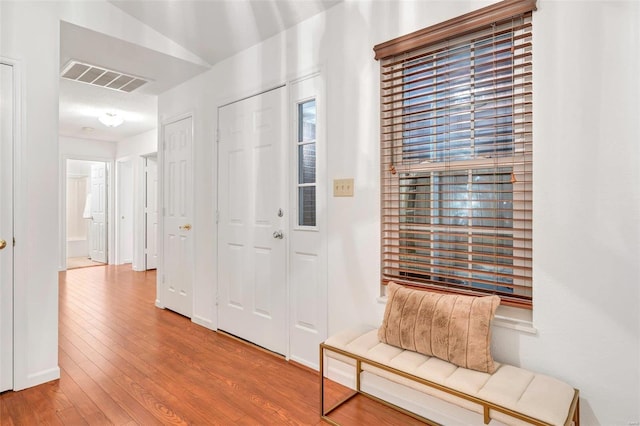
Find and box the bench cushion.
[325,326,576,426]
[378,282,500,373]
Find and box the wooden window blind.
[375,0,535,308]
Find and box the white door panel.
[145,157,158,270]
[289,75,327,369]
[218,87,287,355]
[0,62,14,391]
[163,117,193,317]
[90,163,107,263]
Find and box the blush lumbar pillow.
[378,282,501,373]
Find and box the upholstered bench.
[320,284,579,426]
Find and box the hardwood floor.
[0,265,423,425]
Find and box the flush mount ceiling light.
[98,112,124,128]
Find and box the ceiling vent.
[61,60,149,93]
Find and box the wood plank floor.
[0,265,423,425]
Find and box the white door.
[0,62,14,392]
[218,87,287,355]
[90,163,107,263]
[145,156,158,270]
[117,160,133,264]
[162,117,193,317]
[289,74,327,369]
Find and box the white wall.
[60,136,117,158]
[116,128,157,159]
[0,0,168,390]
[0,0,61,390]
[158,1,639,424]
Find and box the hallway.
[0,265,419,425]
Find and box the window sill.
[376,296,537,335]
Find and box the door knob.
[0,239,6,250]
[179,224,192,231]
[272,230,284,239]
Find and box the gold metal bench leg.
[319,344,324,416]
[320,344,359,425]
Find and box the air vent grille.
[61,61,149,93]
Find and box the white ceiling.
[109,0,341,66]
[59,0,340,143]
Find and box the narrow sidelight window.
[297,99,317,227]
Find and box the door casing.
[145,155,159,270]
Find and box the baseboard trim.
[326,363,355,388]
[289,355,318,371]
[14,366,61,391]
[192,315,214,330]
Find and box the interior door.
[0,62,14,392]
[145,156,158,270]
[162,117,193,317]
[117,160,133,264]
[89,163,107,263]
[218,87,287,355]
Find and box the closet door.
[217,87,287,355]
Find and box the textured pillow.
[378,282,500,373]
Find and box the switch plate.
[333,178,354,197]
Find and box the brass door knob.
[0,239,6,250]
[179,224,192,231]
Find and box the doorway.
[65,159,109,269]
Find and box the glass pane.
[471,169,513,228]
[298,186,316,227]
[298,143,316,184]
[298,100,316,142]
[399,231,431,277]
[433,172,469,227]
[433,231,469,284]
[471,235,514,293]
[401,35,515,164]
[399,173,430,224]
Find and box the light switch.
[333,178,354,197]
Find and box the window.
[375,0,535,308]
[297,99,317,227]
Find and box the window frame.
[375,0,536,309]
